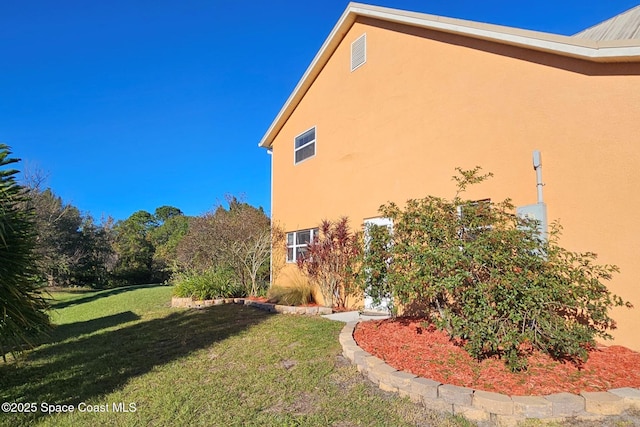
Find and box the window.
[351,33,366,71]
[286,228,319,263]
[457,199,492,241]
[294,127,316,164]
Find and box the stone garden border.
[171,296,333,315]
[339,321,640,426]
[172,298,640,425]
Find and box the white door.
[363,217,393,313]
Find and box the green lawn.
[0,285,471,427]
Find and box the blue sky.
[2,0,637,222]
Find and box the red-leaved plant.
[296,217,361,309]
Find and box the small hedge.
[173,267,245,300]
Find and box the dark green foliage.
[74,216,117,288]
[27,188,84,287]
[172,267,244,300]
[149,213,190,280]
[112,208,191,285]
[0,144,51,360]
[23,171,118,289]
[153,205,183,222]
[365,167,631,371]
[112,210,157,285]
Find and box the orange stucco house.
[259,3,640,350]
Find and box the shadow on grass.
[51,311,141,343]
[3,313,143,360]
[0,304,271,425]
[49,283,168,310]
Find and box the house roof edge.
[258,2,640,149]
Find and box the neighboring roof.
[259,2,640,149]
[574,5,640,41]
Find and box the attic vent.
[351,33,366,71]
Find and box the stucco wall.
[270,17,640,349]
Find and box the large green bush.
[173,267,244,300]
[364,167,631,371]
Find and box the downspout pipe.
[533,150,544,204]
[267,149,273,287]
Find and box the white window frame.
[286,228,319,263]
[363,217,393,313]
[294,126,316,165]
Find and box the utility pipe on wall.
[533,150,544,204]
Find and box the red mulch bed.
[354,318,640,396]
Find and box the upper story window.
[351,33,366,71]
[286,228,319,263]
[294,127,316,164]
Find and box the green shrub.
[267,283,314,306]
[365,166,632,371]
[172,267,244,300]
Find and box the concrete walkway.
[321,311,390,322]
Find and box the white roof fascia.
[352,4,640,61]
[258,3,640,149]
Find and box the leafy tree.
[75,215,117,288]
[149,208,190,281]
[112,210,156,285]
[366,167,632,370]
[232,225,283,297]
[176,196,272,296]
[23,168,118,289]
[25,188,84,287]
[154,205,183,222]
[297,217,361,309]
[0,144,50,361]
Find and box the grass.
[0,285,471,427]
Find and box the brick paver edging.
[339,321,640,426]
[171,296,333,315]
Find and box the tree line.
[21,171,270,291]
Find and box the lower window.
[286,228,319,263]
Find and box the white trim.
[351,33,367,71]
[268,148,274,287]
[363,217,393,313]
[258,2,640,150]
[363,216,393,228]
[293,126,316,165]
[346,3,640,60]
[286,228,319,263]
